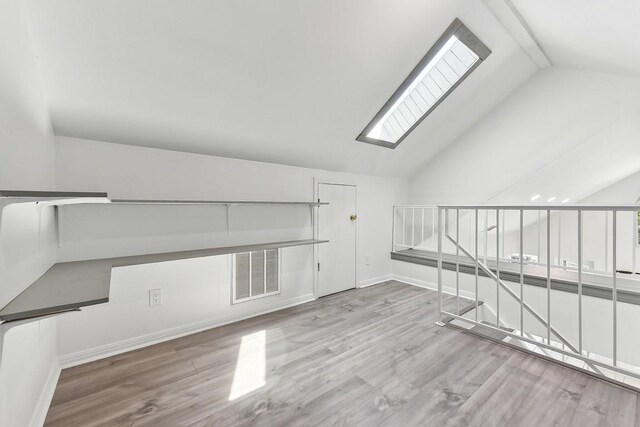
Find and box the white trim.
[29,358,60,427]
[59,293,315,368]
[358,274,393,288]
[392,274,439,291]
[57,276,469,370]
[392,274,476,299]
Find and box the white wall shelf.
[1,190,328,322]
[0,190,110,218]
[0,191,327,207]
[0,239,328,322]
[0,190,109,201]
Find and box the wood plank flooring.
[45,281,640,426]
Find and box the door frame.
[313,178,358,298]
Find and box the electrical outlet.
[365,255,371,265]
[149,289,162,307]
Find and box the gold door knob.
[350,215,357,221]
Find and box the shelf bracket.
[55,205,63,248]
[36,202,43,251]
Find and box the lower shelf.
[0,239,328,322]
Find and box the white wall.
[54,136,408,363]
[58,249,313,363]
[409,67,640,205]
[400,66,640,306]
[0,1,55,189]
[0,2,59,426]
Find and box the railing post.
[391,206,396,252]
[547,209,551,344]
[633,211,637,275]
[605,211,609,272]
[484,210,489,264]
[558,211,562,268]
[475,208,479,322]
[537,211,541,262]
[421,208,425,249]
[411,208,416,248]
[402,208,406,247]
[578,210,583,354]
[456,209,460,315]
[496,209,500,328]
[613,209,617,366]
[501,210,505,259]
[436,207,444,326]
[520,209,524,336]
[432,209,436,251]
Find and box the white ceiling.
[409,67,640,205]
[24,0,537,177]
[511,0,640,77]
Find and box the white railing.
[393,204,640,385]
[393,205,638,276]
[392,205,439,252]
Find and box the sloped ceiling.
[409,67,640,204]
[409,0,640,205]
[24,0,537,177]
[511,0,640,78]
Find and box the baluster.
[496,209,500,328]
[456,209,460,315]
[613,210,617,366]
[578,210,583,354]
[475,208,479,322]
[547,210,551,344]
[520,209,524,336]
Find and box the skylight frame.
[357,18,491,149]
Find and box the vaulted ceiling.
[21,0,640,202]
[24,0,538,177]
[409,0,640,204]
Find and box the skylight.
[357,19,491,148]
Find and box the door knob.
[350,215,357,221]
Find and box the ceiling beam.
[483,0,551,69]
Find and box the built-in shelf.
[0,190,109,200]
[108,239,328,267]
[1,191,327,207]
[1,190,329,322]
[0,239,328,322]
[0,190,110,211]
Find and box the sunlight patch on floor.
[228,330,266,401]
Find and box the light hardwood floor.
[45,281,640,426]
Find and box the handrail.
[439,204,639,211]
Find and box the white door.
[318,183,356,297]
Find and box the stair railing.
[433,204,640,381]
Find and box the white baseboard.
[392,274,438,291]
[391,274,476,300]
[59,272,477,369]
[30,359,60,427]
[358,274,393,288]
[59,293,316,368]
